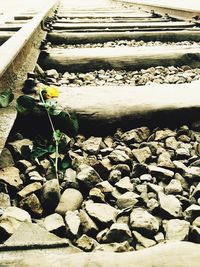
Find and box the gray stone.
[8,139,33,158]
[82,136,102,154]
[4,221,68,247]
[0,192,10,209]
[191,183,200,199]
[0,166,23,190]
[19,193,43,217]
[42,179,60,213]
[116,192,139,209]
[79,209,99,236]
[158,192,182,218]
[157,152,175,169]
[55,188,83,216]
[192,216,200,227]
[85,202,118,225]
[184,204,200,222]
[154,129,175,141]
[176,148,190,159]
[108,150,130,164]
[46,69,59,79]
[76,234,97,251]
[115,176,133,192]
[154,232,165,243]
[130,208,159,236]
[104,223,132,243]
[147,198,159,212]
[108,169,122,184]
[0,148,14,168]
[132,147,152,163]
[96,181,114,194]
[165,179,183,195]
[94,241,133,252]
[163,219,190,241]
[65,210,80,238]
[112,164,130,176]
[0,207,31,240]
[89,187,105,202]
[77,164,103,189]
[140,174,152,182]
[132,230,156,248]
[28,171,46,183]
[43,213,65,236]
[17,182,42,198]
[122,127,150,143]
[149,165,174,182]
[63,168,79,189]
[190,226,200,243]
[147,183,164,194]
[165,136,179,150]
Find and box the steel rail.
[0,0,58,154]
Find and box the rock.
[94,241,133,252]
[46,69,59,79]
[17,182,42,198]
[158,192,182,218]
[122,127,150,143]
[130,208,159,236]
[132,147,152,163]
[85,202,118,225]
[154,129,175,141]
[190,226,200,243]
[0,192,10,209]
[15,160,32,172]
[176,148,190,159]
[112,164,130,176]
[28,171,45,182]
[147,198,159,212]
[104,223,132,243]
[65,210,80,238]
[96,181,114,194]
[165,136,179,150]
[43,213,65,236]
[191,183,200,199]
[77,164,103,189]
[63,168,79,189]
[115,176,133,192]
[0,167,23,190]
[89,187,105,202]
[163,219,190,241]
[157,152,175,169]
[19,193,43,217]
[147,183,164,194]
[154,232,165,243]
[184,204,200,222]
[140,174,152,182]
[108,169,122,184]
[108,150,130,164]
[0,148,14,168]
[116,192,139,209]
[183,166,200,180]
[8,139,33,159]
[149,165,174,182]
[193,217,200,227]
[76,234,97,251]
[165,179,183,195]
[132,230,156,248]
[0,207,31,241]
[55,188,83,216]
[174,173,189,191]
[79,209,99,236]
[82,137,102,154]
[41,179,60,213]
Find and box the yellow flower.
[37,84,59,99]
[45,85,59,99]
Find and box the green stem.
[39,91,59,181]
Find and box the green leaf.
[16,95,36,114]
[48,144,56,153]
[0,88,14,108]
[61,156,71,170]
[53,129,62,143]
[31,146,49,160]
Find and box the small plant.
[16,83,78,180]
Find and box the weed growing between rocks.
[16,83,78,181]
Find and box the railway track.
[1,0,200,266]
